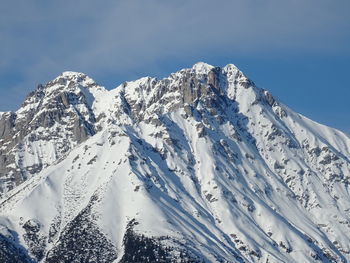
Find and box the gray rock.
[0,75,100,193]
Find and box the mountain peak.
[45,71,99,91]
[60,71,86,78]
[192,61,214,74]
[191,62,240,74]
[1,63,350,263]
[223,63,239,71]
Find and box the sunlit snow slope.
[0,62,350,263]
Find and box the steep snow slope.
[0,62,350,263]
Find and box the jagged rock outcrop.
[0,62,349,262]
[0,72,107,193]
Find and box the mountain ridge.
[0,62,350,262]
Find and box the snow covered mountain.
[0,62,350,263]
[0,72,107,193]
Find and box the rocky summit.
[0,62,350,263]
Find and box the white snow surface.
[0,62,350,263]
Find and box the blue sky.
[1,0,349,133]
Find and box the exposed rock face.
[0,72,106,193]
[0,62,350,262]
[119,63,248,124]
[22,219,46,262]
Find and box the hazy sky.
[1,0,349,133]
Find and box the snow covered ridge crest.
[0,62,260,193]
[0,62,350,262]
